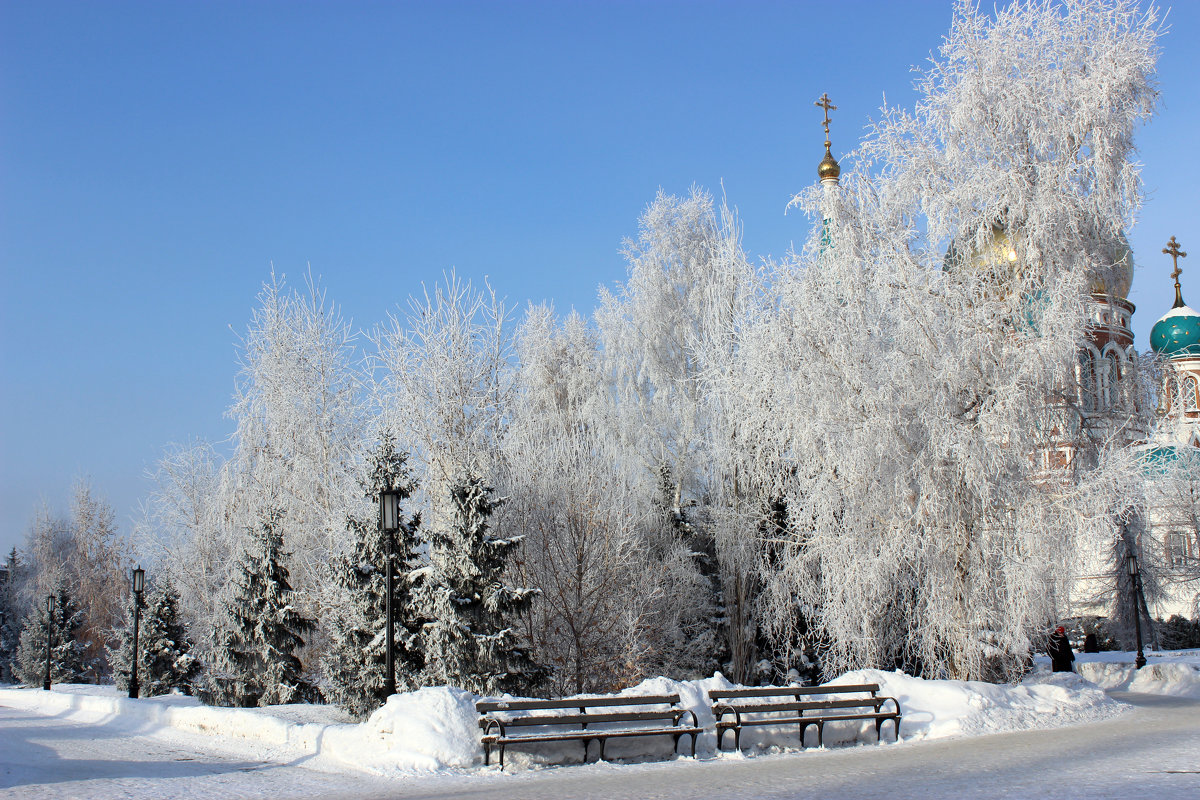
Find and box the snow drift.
[4,653,1197,775]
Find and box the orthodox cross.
[815,93,836,141]
[1164,235,1188,307]
[1164,235,1187,284]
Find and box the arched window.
[1099,352,1120,409]
[1077,352,1096,411]
[1184,376,1200,413]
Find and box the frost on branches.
[736,0,1161,681]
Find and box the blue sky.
[2,1,1197,555]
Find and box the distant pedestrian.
[1083,631,1099,653]
[1047,625,1075,672]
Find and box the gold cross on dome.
[815,93,836,139]
[1164,235,1187,284]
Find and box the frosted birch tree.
[725,0,1161,681]
[223,273,365,610]
[371,271,513,530]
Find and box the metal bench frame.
[710,682,901,752]
[477,693,701,770]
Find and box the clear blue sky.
[2,1,1197,555]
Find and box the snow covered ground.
[2,651,1199,798]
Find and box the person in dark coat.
[1047,625,1075,672]
[1083,631,1100,653]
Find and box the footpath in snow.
[1,649,1197,780]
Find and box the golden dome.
[818,144,841,182]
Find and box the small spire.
[1163,235,1188,308]
[815,93,840,184]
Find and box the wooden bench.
[477,693,702,770]
[709,683,901,752]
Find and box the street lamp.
[1128,553,1147,670]
[379,489,402,697]
[43,594,53,691]
[129,566,145,699]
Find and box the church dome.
[943,222,1133,299]
[1088,232,1134,299]
[1150,303,1200,357]
[817,145,841,182]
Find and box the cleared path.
[2,693,1197,799]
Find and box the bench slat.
[484,725,704,746]
[716,698,891,715]
[477,694,681,712]
[716,711,899,728]
[708,683,879,700]
[481,710,681,728]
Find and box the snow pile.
[354,686,481,772]
[1074,660,1200,698]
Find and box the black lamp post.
[379,489,402,697]
[1127,553,1147,670]
[129,566,145,699]
[43,594,53,691]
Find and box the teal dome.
[1150,303,1200,357]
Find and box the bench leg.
[734,727,742,752]
[598,738,606,762]
[499,744,506,772]
[817,721,825,748]
[483,742,491,767]
[690,732,697,758]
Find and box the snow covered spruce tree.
[15,585,89,685]
[728,0,1161,681]
[204,508,315,707]
[322,432,424,718]
[419,474,544,695]
[110,577,199,697]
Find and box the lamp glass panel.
[381,492,399,531]
[132,567,145,594]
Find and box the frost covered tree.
[0,548,25,683]
[419,474,544,695]
[728,0,1161,681]
[223,274,364,615]
[499,308,651,693]
[322,432,424,718]
[595,187,758,680]
[135,441,229,667]
[372,272,513,533]
[21,483,130,681]
[204,508,315,707]
[110,577,199,697]
[16,585,89,685]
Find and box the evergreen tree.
[15,584,89,685]
[322,432,423,718]
[205,508,315,707]
[109,577,199,697]
[420,475,545,695]
[0,548,24,683]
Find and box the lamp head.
[379,489,401,533]
[132,566,145,595]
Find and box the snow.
[5,650,1198,779]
